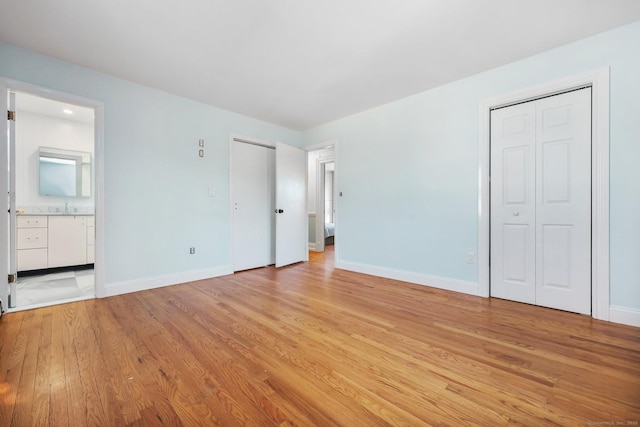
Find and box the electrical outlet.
[190,247,195,255]
[466,251,475,264]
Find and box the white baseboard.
[335,260,479,296]
[103,265,233,298]
[609,305,640,328]
[99,260,639,329]
[308,243,318,251]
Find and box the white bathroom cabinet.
[17,216,48,271]
[86,216,95,264]
[48,216,88,268]
[17,214,95,272]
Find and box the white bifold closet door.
[490,88,591,315]
[232,141,275,271]
[232,140,308,272]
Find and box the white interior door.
[0,88,10,313]
[8,91,17,308]
[534,88,591,314]
[490,101,537,305]
[275,142,308,267]
[232,141,275,271]
[491,88,592,314]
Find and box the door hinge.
[8,273,15,283]
[7,110,15,121]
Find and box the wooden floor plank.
[48,302,70,426]
[99,297,185,426]
[10,309,44,426]
[0,310,25,426]
[59,300,89,426]
[31,307,53,426]
[0,247,639,426]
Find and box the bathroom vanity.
[17,214,95,272]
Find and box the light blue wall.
[302,21,640,311]
[0,42,301,286]
[2,20,639,312]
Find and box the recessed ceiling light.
[63,109,73,115]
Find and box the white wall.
[302,20,640,319]
[2,20,639,324]
[307,150,320,214]
[0,41,301,292]
[15,110,94,210]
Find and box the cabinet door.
[17,228,48,249]
[18,249,48,271]
[17,216,48,228]
[48,216,87,268]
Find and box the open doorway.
[323,162,335,247]
[8,91,96,309]
[307,145,335,252]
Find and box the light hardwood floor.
[1,247,639,426]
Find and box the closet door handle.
[274,209,284,214]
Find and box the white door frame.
[304,140,338,254]
[8,91,16,307]
[0,77,106,301]
[315,156,336,253]
[478,68,610,321]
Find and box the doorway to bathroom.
[3,88,99,310]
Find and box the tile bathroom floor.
[15,269,94,307]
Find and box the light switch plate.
[208,187,216,197]
[466,251,476,264]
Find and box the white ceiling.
[15,92,95,124]
[2,1,640,131]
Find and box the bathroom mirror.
[39,147,91,197]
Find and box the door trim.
[305,140,339,258]
[478,68,610,321]
[0,77,106,300]
[315,156,335,253]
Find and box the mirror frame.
[39,146,91,198]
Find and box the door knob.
[274,209,284,213]
[513,211,520,216]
